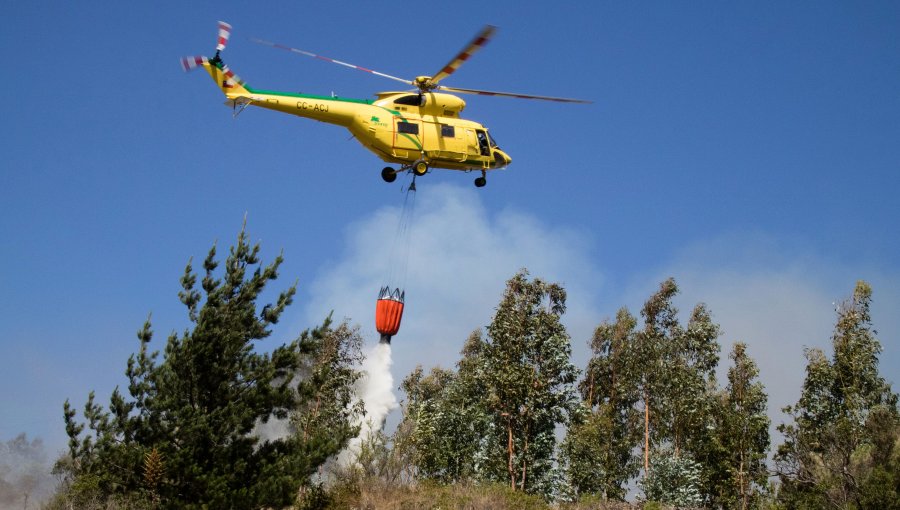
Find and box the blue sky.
[2,0,899,466]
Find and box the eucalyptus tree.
[396,331,491,484]
[634,278,681,473]
[633,279,721,471]
[479,270,581,495]
[776,281,899,509]
[717,342,770,509]
[562,308,642,499]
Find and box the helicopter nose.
[494,150,512,167]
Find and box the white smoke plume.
[338,342,398,467]
[251,414,291,444]
[0,433,56,508]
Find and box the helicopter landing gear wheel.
[412,159,428,176]
[474,170,487,188]
[381,167,397,183]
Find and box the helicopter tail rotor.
[216,21,232,53]
[181,21,252,96]
[180,55,208,72]
[181,20,232,72]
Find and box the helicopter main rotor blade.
[428,25,497,88]
[251,38,413,87]
[438,85,592,104]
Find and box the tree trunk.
[587,370,594,407]
[644,390,650,474]
[507,419,516,490]
[739,455,746,510]
[520,424,529,491]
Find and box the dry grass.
[306,479,646,510]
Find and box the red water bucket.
[375,286,404,343]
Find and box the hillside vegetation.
[27,228,898,509]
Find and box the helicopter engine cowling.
[374,92,466,117]
[423,92,466,116]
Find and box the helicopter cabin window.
[398,122,419,135]
[441,124,455,138]
[394,94,424,107]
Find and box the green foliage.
[296,481,333,510]
[58,225,363,508]
[640,446,703,507]
[561,277,769,509]
[776,281,900,509]
[562,308,641,500]
[713,342,771,509]
[399,331,492,485]
[290,319,366,480]
[635,279,688,464]
[479,270,581,495]
[858,465,900,510]
[627,278,726,505]
[398,270,580,498]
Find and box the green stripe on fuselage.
[245,87,405,118]
[245,86,375,105]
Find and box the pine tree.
[60,225,363,508]
[776,281,899,508]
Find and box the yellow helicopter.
[182,22,590,187]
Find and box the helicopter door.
[393,119,423,158]
[465,129,483,158]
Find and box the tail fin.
[180,21,252,98]
[203,58,253,97]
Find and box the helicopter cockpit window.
[398,122,419,135]
[486,132,499,148]
[394,94,425,106]
[441,124,455,137]
[476,130,490,156]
